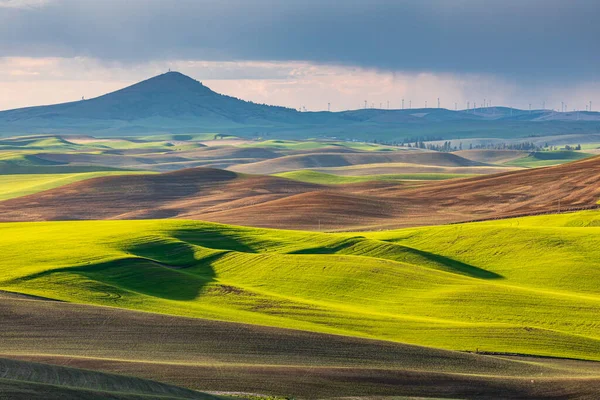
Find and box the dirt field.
[2,295,600,399]
[2,156,597,230]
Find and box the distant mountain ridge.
[1,71,599,140]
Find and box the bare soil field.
[2,296,599,399]
[2,155,597,230]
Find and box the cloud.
[0,0,49,9]
[0,0,598,84]
[1,57,598,112]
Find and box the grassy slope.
[0,172,154,201]
[579,143,600,150]
[275,170,477,184]
[1,211,599,361]
[505,150,594,167]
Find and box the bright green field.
[0,171,154,201]
[1,211,599,361]
[505,150,594,167]
[275,170,476,184]
[579,143,600,150]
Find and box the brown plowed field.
[2,295,599,399]
[1,156,599,230]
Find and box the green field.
[0,151,139,174]
[505,150,594,167]
[0,135,204,153]
[0,136,80,151]
[275,170,476,184]
[1,211,599,361]
[579,143,600,150]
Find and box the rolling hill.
[229,150,485,174]
[0,171,154,201]
[0,357,217,400]
[0,211,600,366]
[504,150,595,167]
[1,72,600,141]
[207,155,600,229]
[452,149,529,164]
[1,293,599,399]
[1,156,599,229]
[0,167,323,221]
[273,170,476,184]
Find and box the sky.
[0,0,598,112]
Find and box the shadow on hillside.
[400,247,503,280]
[171,228,257,253]
[291,237,503,280]
[289,237,365,255]
[11,254,219,302]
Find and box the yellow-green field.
[504,150,594,167]
[1,210,599,361]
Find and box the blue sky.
[0,0,598,111]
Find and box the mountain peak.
[154,71,198,83]
[119,71,211,95]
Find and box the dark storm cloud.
[1,0,598,82]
